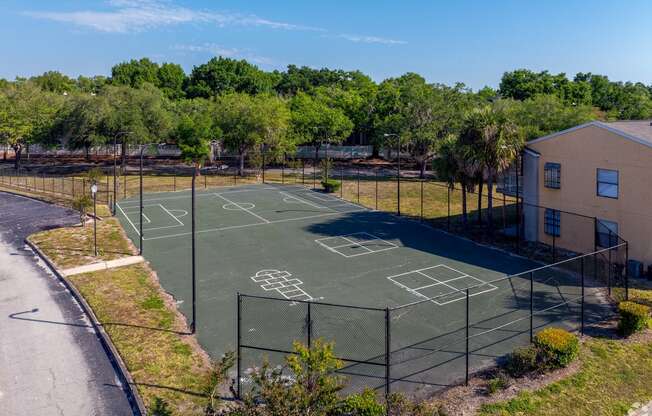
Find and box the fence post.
[340,166,344,199]
[173,174,176,191]
[356,167,360,203]
[625,243,629,301]
[262,152,266,184]
[608,246,612,296]
[123,175,127,198]
[447,187,451,231]
[282,155,285,185]
[307,302,312,349]
[302,159,305,185]
[552,233,556,263]
[529,271,534,343]
[375,170,379,210]
[384,307,391,399]
[465,289,470,386]
[420,180,424,221]
[581,256,585,336]
[236,293,242,398]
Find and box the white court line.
[141,213,151,224]
[341,236,374,253]
[117,186,278,207]
[214,193,270,224]
[159,204,184,226]
[279,191,328,209]
[141,209,364,241]
[387,264,499,306]
[116,203,140,236]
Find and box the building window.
[596,219,618,247]
[544,163,561,189]
[597,169,618,198]
[544,209,561,237]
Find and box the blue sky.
[2,0,652,89]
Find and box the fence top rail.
[390,242,627,311]
[239,292,387,312]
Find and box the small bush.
[322,179,341,193]
[486,372,509,395]
[148,397,172,416]
[533,327,579,370]
[618,301,650,336]
[505,345,537,377]
[338,388,385,416]
[71,195,92,226]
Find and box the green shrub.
[321,179,341,193]
[338,388,385,416]
[533,327,579,370]
[486,372,508,395]
[505,345,538,377]
[618,301,650,336]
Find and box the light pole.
[90,183,98,256]
[113,131,131,215]
[190,167,197,334]
[384,133,401,215]
[139,145,145,255]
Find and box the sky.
[2,0,652,90]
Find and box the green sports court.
[116,183,611,395]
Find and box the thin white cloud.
[172,43,276,66]
[335,34,407,45]
[24,0,322,34]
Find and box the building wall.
[527,124,652,265]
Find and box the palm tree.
[463,103,523,231]
[434,134,479,228]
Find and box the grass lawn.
[67,264,213,414]
[478,332,652,416]
[28,203,215,415]
[29,204,134,269]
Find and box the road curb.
[25,238,147,416]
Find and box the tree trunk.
[13,145,22,170]
[477,177,484,224]
[239,152,245,176]
[85,145,90,161]
[418,159,426,179]
[487,173,494,232]
[372,143,379,159]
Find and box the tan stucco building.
[522,121,652,268]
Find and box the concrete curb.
[25,238,147,416]
[61,255,145,276]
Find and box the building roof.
[527,120,652,149]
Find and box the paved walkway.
[629,401,652,416]
[0,192,134,416]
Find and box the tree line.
[2,57,651,223]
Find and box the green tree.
[156,63,186,100]
[516,94,595,140]
[0,82,63,169]
[215,93,290,175]
[57,92,109,160]
[31,71,76,94]
[289,92,353,162]
[176,113,213,174]
[111,58,159,88]
[374,73,469,177]
[185,57,275,98]
[102,84,173,164]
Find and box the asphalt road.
[0,192,135,416]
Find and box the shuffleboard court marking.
[315,232,399,258]
[387,264,499,306]
[214,192,270,224]
[250,269,314,301]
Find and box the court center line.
[213,193,270,224]
[279,191,328,209]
